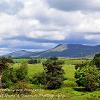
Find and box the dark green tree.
[43,57,64,89]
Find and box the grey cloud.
[0,38,56,50]
[47,0,100,11]
[4,35,64,44]
[86,32,100,35]
[4,32,100,45]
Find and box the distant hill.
[5,50,34,58]
[38,44,100,58]
[5,44,100,58]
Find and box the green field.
[1,58,100,100]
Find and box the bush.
[75,65,100,91]
[31,72,46,85]
[43,57,64,89]
[1,68,17,88]
[14,81,32,95]
[16,62,28,81]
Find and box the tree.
[1,68,17,88]
[92,54,100,69]
[28,58,41,64]
[0,57,14,88]
[75,62,87,70]
[43,57,64,89]
[1,62,29,88]
[16,62,28,81]
[75,65,100,91]
[28,59,38,64]
[0,57,14,73]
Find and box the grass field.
[1,58,100,100]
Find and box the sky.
[0,0,100,55]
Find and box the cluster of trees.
[75,54,100,91]
[0,57,64,90]
[0,59,32,94]
[1,62,29,88]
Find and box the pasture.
[1,58,100,100]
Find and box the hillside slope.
[38,44,100,58]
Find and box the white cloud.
[18,0,48,18]
[0,0,100,38]
[28,30,67,40]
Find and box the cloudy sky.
[0,0,100,55]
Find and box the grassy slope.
[3,58,100,100]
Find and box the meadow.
[1,58,100,100]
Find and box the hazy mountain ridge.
[5,44,100,58]
[5,50,34,58]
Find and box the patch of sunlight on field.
[28,64,44,78]
[13,58,30,63]
[12,63,20,69]
[63,59,90,65]
[63,64,75,80]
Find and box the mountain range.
[5,44,100,58]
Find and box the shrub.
[75,65,100,91]
[16,62,28,81]
[14,81,32,95]
[1,68,17,88]
[31,72,46,85]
